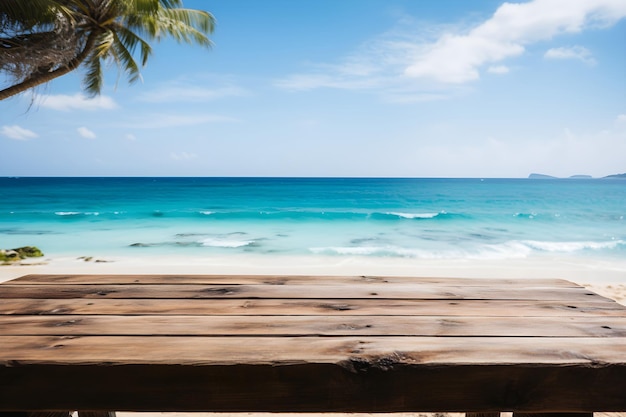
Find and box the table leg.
[77,412,116,417]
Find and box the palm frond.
[125,8,214,46]
[115,25,152,67]
[159,8,215,38]
[91,30,115,59]
[131,0,182,14]
[1,0,55,24]
[110,31,142,84]
[82,51,103,96]
[1,0,77,31]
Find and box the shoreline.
[2,253,625,304]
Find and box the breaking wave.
[310,239,624,260]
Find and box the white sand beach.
[2,253,625,304]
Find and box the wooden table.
[0,274,625,416]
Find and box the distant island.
[603,173,626,179]
[528,173,625,179]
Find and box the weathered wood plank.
[0,363,624,412]
[8,274,581,287]
[1,315,625,337]
[2,298,623,317]
[1,275,624,414]
[1,336,625,365]
[0,284,609,301]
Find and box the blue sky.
[1,0,625,177]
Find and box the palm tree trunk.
[0,31,99,101]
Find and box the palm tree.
[0,0,214,101]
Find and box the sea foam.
[200,237,255,248]
[521,239,624,252]
[386,212,440,219]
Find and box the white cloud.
[384,92,449,104]
[617,114,626,123]
[275,0,626,99]
[276,72,385,91]
[125,133,137,141]
[488,65,510,74]
[36,93,118,111]
[171,151,198,161]
[274,25,463,102]
[275,15,424,91]
[405,0,626,83]
[139,85,248,103]
[1,125,39,140]
[122,114,237,129]
[544,45,596,65]
[77,126,96,139]
[137,74,250,103]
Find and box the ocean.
[1,177,624,262]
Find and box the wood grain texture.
[0,284,610,301]
[1,315,625,337]
[1,336,625,365]
[1,274,625,413]
[9,274,581,287]
[2,298,624,316]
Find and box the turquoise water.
[1,177,624,260]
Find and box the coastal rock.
[0,246,44,264]
[15,246,44,258]
[0,250,19,262]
